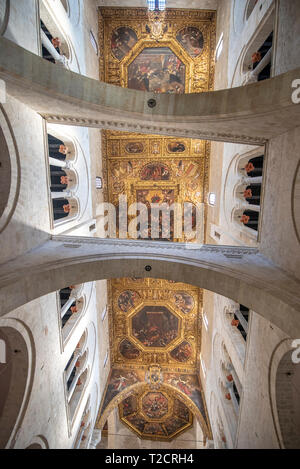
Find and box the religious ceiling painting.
[97,368,211,441]
[131,305,179,348]
[102,130,210,243]
[109,278,202,370]
[94,278,212,441]
[127,46,186,93]
[99,7,216,93]
[118,388,193,441]
[111,27,138,61]
[100,368,144,418]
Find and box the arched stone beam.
[0,236,299,336]
[0,38,300,145]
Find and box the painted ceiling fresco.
[128,47,186,93]
[102,130,210,243]
[95,278,212,440]
[99,7,216,92]
[97,367,210,441]
[109,278,202,369]
[119,389,193,441]
[97,6,215,442]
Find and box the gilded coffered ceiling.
[98,7,216,91]
[102,130,210,242]
[109,278,202,372]
[97,6,215,442]
[119,388,193,441]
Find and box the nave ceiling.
[96,5,215,441]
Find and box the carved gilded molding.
[108,277,202,373]
[98,7,216,92]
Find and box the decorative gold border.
[98,7,216,92]
[119,387,194,441]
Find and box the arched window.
[47,133,79,225]
[228,304,250,342]
[64,330,89,422]
[40,1,71,66]
[147,0,165,11]
[52,197,78,223]
[243,31,274,84]
[59,284,85,343]
[73,396,95,449]
[221,343,242,416]
[234,153,265,236]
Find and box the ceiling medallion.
[146,10,168,41]
[145,364,163,390]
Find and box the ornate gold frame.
[98,7,216,92]
[118,386,194,441]
[96,379,212,441]
[110,278,201,371]
[127,300,183,353]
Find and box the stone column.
[49,157,69,168]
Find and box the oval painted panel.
[168,142,186,153]
[125,142,144,154]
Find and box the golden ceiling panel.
[96,367,212,441]
[102,130,210,242]
[98,7,216,92]
[119,387,193,441]
[108,278,202,373]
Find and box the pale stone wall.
[2,0,40,53]
[273,0,300,75]
[0,96,51,264]
[236,312,288,449]
[1,281,102,449]
[201,290,292,449]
